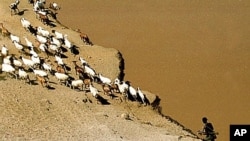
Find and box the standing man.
[198,117,217,141]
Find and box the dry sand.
[0,0,200,140]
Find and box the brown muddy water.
[50,0,250,140]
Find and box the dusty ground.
[0,0,200,140]
[0,78,198,141]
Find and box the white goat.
[13,41,24,53]
[2,63,17,79]
[14,60,22,68]
[54,55,64,66]
[98,73,111,84]
[20,56,35,69]
[42,61,52,73]
[128,85,137,101]
[89,84,99,97]
[23,37,33,47]
[35,10,47,20]
[39,43,48,52]
[1,45,8,56]
[20,18,31,31]
[67,79,84,91]
[31,55,41,66]
[18,68,31,84]
[37,26,50,37]
[11,56,22,68]
[137,87,146,104]
[83,64,96,78]
[48,43,60,55]
[51,30,63,40]
[79,56,88,65]
[33,0,45,11]
[49,2,60,11]
[54,72,69,84]
[114,78,129,94]
[36,34,47,44]
[29,46,38,57]
[33,1,39,11]
[50,36,61,47]
[63,34,73,49]
[4,55,22,68]
[10,34,20,43]
[3,56,12,65]
[33,69,48,78]
[54,55,67,72]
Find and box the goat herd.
[1,0,150,106]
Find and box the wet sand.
[53,0,250,140]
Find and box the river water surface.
[50,0,250,140]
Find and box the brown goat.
[83,78,92,89]
[72,61,84,75]
[76,29,92,45]
[102,84,111,95]
[110,83,120,93]
[34,39,48,57]
[80,33,88,41]
[0,23,10,37]
[36,12,49,25]
[40,15,49,25]
[36,75,48,87]
[56,64,65,74]
[102,84,115,99]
